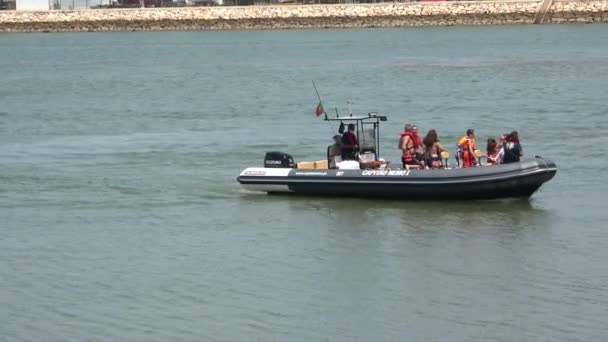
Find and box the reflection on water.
[244,192,546,227]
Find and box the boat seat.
[296,161,315,169]
[314,160,328,169]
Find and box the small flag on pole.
[315,101,325,117]
[312,80,326,118]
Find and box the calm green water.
[1,25,608,341]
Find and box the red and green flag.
[315,101,325,117]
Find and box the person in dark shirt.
[341,124,359,160]
[502,131,523,164]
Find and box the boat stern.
[237,167,293,193]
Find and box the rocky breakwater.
[0,0,607,32]
[549,0,608,22]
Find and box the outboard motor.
[264,151,294,168]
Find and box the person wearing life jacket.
[502,131,523,164]
[399,124,422,168]
[458,128,477,167]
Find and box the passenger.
[411,125,424,162]
[398,123,412,149]
[399,124,422,168]
[422,129,448,169]
[455,144,462,167]
[458,128,477,167]
[502,131,523,164]
[341,123,359,161]
[486,138,503,165]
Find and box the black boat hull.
[238,157,557,200]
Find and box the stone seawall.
[1,0,607,32]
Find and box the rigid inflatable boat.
[238,156,557,200]
[237,112,557,200]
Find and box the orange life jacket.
[459,136,476,167]
[458,136,476,152]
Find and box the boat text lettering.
[362,170,411,176]
[295,172,328,176]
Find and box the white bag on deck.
[337,160,360,170]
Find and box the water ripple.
[2,26,608,342]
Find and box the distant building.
[16,0,50,10]
[1,0,17,9]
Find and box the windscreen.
[359,127,376,151]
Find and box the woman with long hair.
[422,129,447,169]
[486,138,503,165]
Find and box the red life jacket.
[400,132,418,161]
